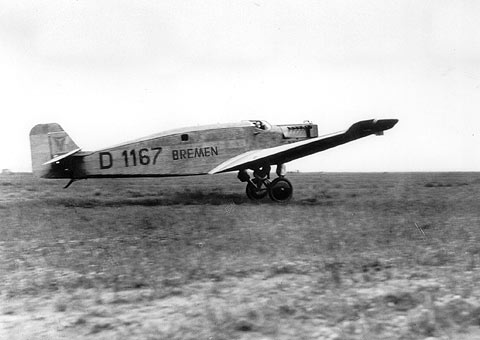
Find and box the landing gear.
[238,164,293,202]
[268,177,293,202]
[246,180,268,200]
[239,166,270,201]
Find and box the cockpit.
[248,120,272,131]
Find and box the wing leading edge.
[209,119,398,174]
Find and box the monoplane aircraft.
[30,118,398,202]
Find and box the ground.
[1,172,480,339]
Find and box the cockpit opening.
[249,120,272,131]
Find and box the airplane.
[30,118,398,202]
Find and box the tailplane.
[29,123,80,178]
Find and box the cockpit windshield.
[249,120,272,131]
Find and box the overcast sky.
[1,0,479,172]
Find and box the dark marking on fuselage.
[99,152,113,169]
[172,146,218,160]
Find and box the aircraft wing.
[209,119,398,174]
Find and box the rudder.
[29,123,79,177]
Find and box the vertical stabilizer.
[29,123,79,177]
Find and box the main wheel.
[246,182,268,200]
[268,177,293,202]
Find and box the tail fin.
[29,123,80,178]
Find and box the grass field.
[1,172,480,339]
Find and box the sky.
[1,0,479,172]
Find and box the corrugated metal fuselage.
[67,123,313,179]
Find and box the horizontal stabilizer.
[43,148,81,165]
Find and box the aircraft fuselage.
[65,121,317,179]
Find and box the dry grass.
[1,172,480,339]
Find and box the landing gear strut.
[246,180,268,200]
[238,164,293,202]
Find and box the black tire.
[246,182,268,200]
[268,177,293,202]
